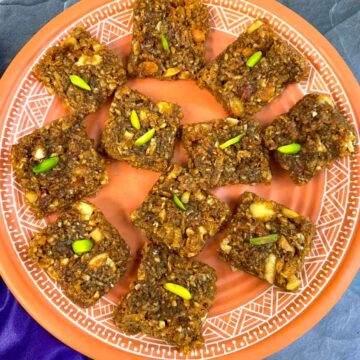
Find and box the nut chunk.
[33,26,126,114]
[11,115,108,218]
[28,201,131,307]
[264,93,357,185]
[113,244,216,353]
[131,164,230,257]
[101,86,182,172]
[219,192,315,291]
[197,19,309,116]
[182,117,272,188]
[127,0,210,80]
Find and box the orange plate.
[0,1,359,359]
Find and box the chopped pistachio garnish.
[250,234,279,245]
[219,134,244,150]
[134,128,155,146]
[130,110,141,130]
[246,51,263,68]
[72,239,93,255]
[164,282,192,300]
[173,194,186,211]
[32,156,59,174]
[160,34,170,52]
[277,143,302,154]
[69,74,91,91]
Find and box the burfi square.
[131,164,230,257]
[197,19,309,117]
[263,93,357,185]
[11,115,108,218]
[33,26,127,114]
[28,201,131,307]
[182,117,272,187]
[113,244,216,353]
[127,0,210,80]
[101,86,182,172]
[219,192,315,291]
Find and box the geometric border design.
[0,1,359,359]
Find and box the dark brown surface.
[219,192,315,291]
[127,0,210,80]
[263,93,357,185]
[101,86,182,172]
[11,115,108,218]
[181,117,272,188]
[131,164,230,257]
[28,201,131,307]
[33,26,126,114]
[197,19,309,117]
[113,243,216,353]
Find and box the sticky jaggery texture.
[127,0,210,80]
[113,244,216,353]
[101,86,182,172]
[33,26,126,114]
[131,164,230,257]
[263,93,357,185]
[11,115,108,218]
[181,117,272,188]
[28,201,131,307]
[219,192,315,291]
[197,19,309,117]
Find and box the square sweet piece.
[11,115,108,218]
[263,93,357,185]
[181,117,272,187]
[197,19,309,117]
[101,86,182,172]
[28,201,131,307]
[127,0,210,80]
[131,164,230,257]
[33,26,127,114]
[219,192,315,291]
[113,244,216,353]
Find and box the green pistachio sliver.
[160,34,170,52]
[164,282,192,300]
[72,239,93,255]
[277,143,302,154]
[246,51,263,68]
[134,128,155,146]
[250,234,279,245]
[32,156,59,174]
[173,194,186,211]
[219,133,244,150]
[69,74,91,91]
[130,110,141,130]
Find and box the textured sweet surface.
[182,117,272,187]
[28,201,131,307]
[131,164,230,257]
[101,86,182,172]
[33,26,126,114]
[127,0,210,80]
[113,244,216,353]
[11,115,108,218]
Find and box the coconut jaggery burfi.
[219,192,315,291]
[28,201,131,307]
[127,0,210,80]
[131,164,230,257]
[101,86,182,172]
[263,94,357,185]
[113,244,216,353]
[33,26,126,114]
[181,117,272,188]
[11,115,108,218]
[197,19,309,117]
